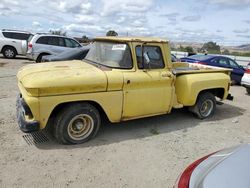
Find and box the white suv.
[27,34,82,62]
[0,29,33,58]
[241,63,250,94]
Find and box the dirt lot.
[0,55,249,188]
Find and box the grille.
[22,131,50,145]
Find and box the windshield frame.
[85,41,133,70]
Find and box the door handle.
[161,73,172,78]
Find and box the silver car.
[26,34,82,62]
[174,144,250,188]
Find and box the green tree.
[185,46,194,53]
[82,35,89,40]
[201,41,220,54]
[177,45,194,53]
[106,30,118,36]
[81,35,90,43]
[222,49,230,55]
[49,30,67,36]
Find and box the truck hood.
[17,60,107,96]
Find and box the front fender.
[39,91,123,129]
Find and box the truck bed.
[172,63,232,75]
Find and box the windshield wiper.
[84,59,108,68]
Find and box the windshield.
[85,41,132,69]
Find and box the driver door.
[122,43,174,120]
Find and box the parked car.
[181,55,245,84]
[26,34,82,62]
[241,63,250,94]
[41,46,90,62]
[171,54,180,62]
[16,37,233,144]
[0,29,33,58]
[174,144,250,188]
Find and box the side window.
[218,58,228,66]
[65,38,80,48]
[11,33,22,40]
[136,46,165,69]
[17,33,31,40]
[48,37,59,46]
[2,32,30,40]
[71,39,80,47]
[36,36,49,44]
[58,38,65,47]
[228,59,239,68]
[2,32,13,38]
[210,58,218,64]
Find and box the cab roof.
[94,36,169,43]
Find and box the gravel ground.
[0,55,249,188]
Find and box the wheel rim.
[5,49,14,58]
[67,114,94,141]
[200,99,213,117]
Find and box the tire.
[36,53,48,63]
[54,103,101,144]
[2,46,16,59]
[189,92,216,119]
[247,88,250,95]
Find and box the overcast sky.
[0,0,250,46]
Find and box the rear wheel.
[2,46,16,59]
[247,88,250,95]
[54,103,101,144]
[189,92,216,119]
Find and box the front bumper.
[16,95,39,133]
[241,74,250,88]
[26,52,38,61]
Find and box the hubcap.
[5,49,14,58]
[67,114,94,140]
[200,99,213,117]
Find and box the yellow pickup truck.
[16,37,233,144]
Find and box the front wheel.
[54,103,101,144]
[189,92,216,119]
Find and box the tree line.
[173,41,250,57]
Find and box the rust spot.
[54,66,69,68]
